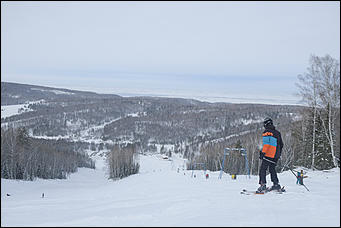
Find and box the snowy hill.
[1,81,120,105]
[1,153,340,227]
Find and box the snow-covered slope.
[1,100,45,119]
[1,154,340,227]
[1,104,32,119]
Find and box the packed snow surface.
[1,153,340,227]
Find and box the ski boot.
[256,184,267,193]
[269,183,281,191]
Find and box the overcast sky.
[1,1,340,104]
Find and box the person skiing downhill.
[257,117,284,192]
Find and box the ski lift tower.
[218,147,250,179]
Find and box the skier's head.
[263,117,273,128]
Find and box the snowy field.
[1,104,32,119]
[1,100,44,119]
[1,153,340,227]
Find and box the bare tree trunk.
[319,104,338,167]
[311,105,317,170]
[327,103,337,167]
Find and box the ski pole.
[285,165,310,192]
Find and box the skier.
[296,171,301,184]
[296,169,304,185]
[257,117,284,192]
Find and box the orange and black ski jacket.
[261,125,283,160]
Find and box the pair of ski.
[241,186,285,195]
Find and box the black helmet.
[263,117,273,127]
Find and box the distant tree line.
[184,130,263,175]
[1,127,95,180]
[107,143,140,180]
[103,102,300,153]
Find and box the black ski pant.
[259,158,279,185]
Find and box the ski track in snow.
[1,152,340,227]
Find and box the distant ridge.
[1,81,121,105]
